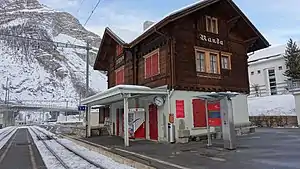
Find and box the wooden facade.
[94,0,269,94]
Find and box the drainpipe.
[154,27,174,89]
[168,89,175,120]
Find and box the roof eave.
[227,0,270,52]
[130,0,219,47]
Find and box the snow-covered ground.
[57,114,83,123]
[29,126,135,169]
[0,126,17,150]
[248,94,296,116]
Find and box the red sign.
[208,118,222,126]
[176,100,185,118]
[208,102,221,127]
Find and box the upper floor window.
[279,66,283,70]
[251,71,254,75]
[195,47,221,75]
[209,54,218,74]
[115,66,124,85]
[116,45,123,56]
[144,50,160,78]
[257,70,261,74]
[221,54,231,69]
[206,16,218,34]
[195,51,206,72]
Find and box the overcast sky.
[39,0,300,46]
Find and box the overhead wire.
[83,0,101,27]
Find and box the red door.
[116,109,119,136]
[192,99,207,127]
[149,104,158,140]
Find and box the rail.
[287,79,300,91]
[0,127,16,142]
[29,127,70,169]
[30,126,105,169]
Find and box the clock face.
[154,96,164,106]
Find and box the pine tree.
[283,39,300,79]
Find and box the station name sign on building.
[199,34,224,46]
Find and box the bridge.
[0,101,79,112]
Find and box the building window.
[279,66,283,70]
[115,67,124,85]
[206,16,218,34]
[194,47,222,75]
[210,54,218,74]
[257,70,261,74]
[221,55,230,69]
[251,71,254,75]
[195,51,206,72]
[144,50,160,78]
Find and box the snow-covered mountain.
[0,0,107,106]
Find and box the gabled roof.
[95,0,270,70]
[100,0,269,50]
[248,41,300,63]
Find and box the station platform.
[79,128,300,169]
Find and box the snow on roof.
[248,94,296,116]
[107,0,207,44]
[107,27,141,44]
[248,41,300,62]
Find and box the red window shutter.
[151,53,159,76]
[116,68,124,85]
[120,46,123,55]
[115,71,119,85]
[192,99,207,127]
[120,68,124,84]
[145,57,151,78]
[116,45,119,56]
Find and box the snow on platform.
[29,126,135,169]
[248,94,296,116]
[0,127,17,150]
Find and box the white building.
[248,43,293,97]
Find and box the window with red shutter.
[120,68,124,84]
[116,45,119,56]
[151,53,159,76]
[115,67,124,85]
[116,45,123,56]
[145,57,151,78]
[144,51,160,78]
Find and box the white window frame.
[206,16,218,34]
[209,53,218,74]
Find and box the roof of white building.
[248,41,300,63]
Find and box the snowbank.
[248,94,296,116]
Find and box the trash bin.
[168,123,175,143]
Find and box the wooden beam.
[227,16,241,24]
[227,16,241,34]
[245,37,258,52]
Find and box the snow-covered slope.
[248,94,296,116]
[0,0,107,105]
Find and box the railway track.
[0,127,16,142]
[30,126,106,169]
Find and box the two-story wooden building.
[83,0,269,144]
